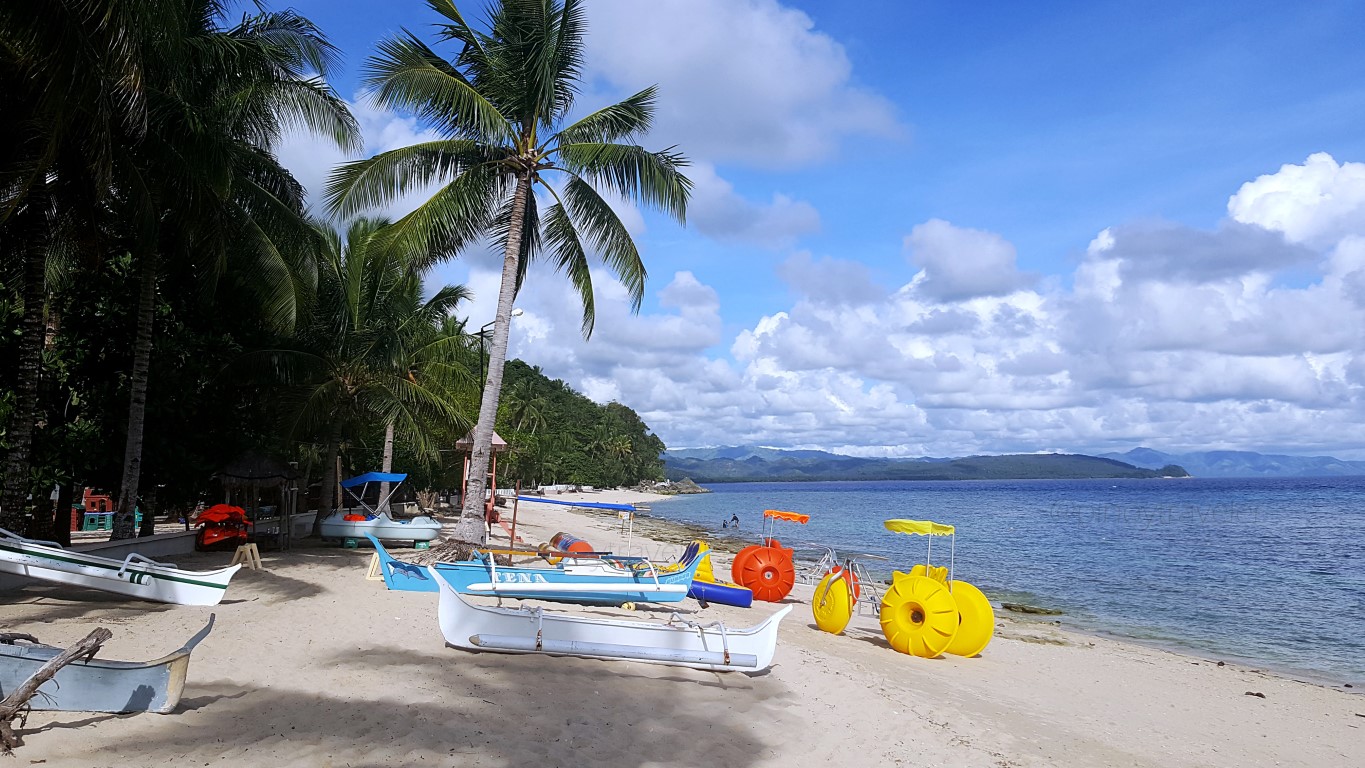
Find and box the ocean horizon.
[645,476,1365,687]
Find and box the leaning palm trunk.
[0,232,47,531]
[112,251,159,540]
[379,420,395,512]
[454,172,532,544]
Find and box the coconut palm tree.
[325,0,691,543]
[263,218,476,534]
[104,2,359,539]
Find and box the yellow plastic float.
[879,519,995,659]
[812,570,856,634]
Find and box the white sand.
[4,488,1360,767]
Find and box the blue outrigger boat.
[431,542,705,606]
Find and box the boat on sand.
[437,578,791,672]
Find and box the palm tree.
[265,218,476,534]
[104,2,359,539]
[0,0,158,529]
[325,0,691,544]
[502,379,548,434]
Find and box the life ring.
[879,572,959,658]
[943,580,995,657]
[812,571,855,634]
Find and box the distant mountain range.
[1097,448,1365,478]
[662,447,1189,483]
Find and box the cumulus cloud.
[581,0,901,168]
[686,163,820,247]
[904,219,1036,302]
[1228,153,1365,248]
[1099,220,1315,282]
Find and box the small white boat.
[318,511,442,543]
[319,471,442,543]
[0,528,239,606]
[436,577,791,672]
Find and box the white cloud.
[686,164,819,247]
[582,0,901,169]
[1228,153,1365,249]
[904,219,1036,302]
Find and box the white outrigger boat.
[437,577,792,672]
[318,472,442,544]
[0,528,239,606]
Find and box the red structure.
[71,488,115,531]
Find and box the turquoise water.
[650,477,1365,684]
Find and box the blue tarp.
[340,472,408,488]
[515,496,636,512]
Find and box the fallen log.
[0,627,112,753]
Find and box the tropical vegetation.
[0,0,679,540]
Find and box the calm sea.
[648,477,1365,684]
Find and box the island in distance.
[663,447,1190,483]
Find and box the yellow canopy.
[884,519,955,537]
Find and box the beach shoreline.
[3,488,1360,767]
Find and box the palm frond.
[555,142,691,224]
[555,86,655,146]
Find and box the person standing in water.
[729,513,740,529]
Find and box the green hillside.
[663,451,1189,483]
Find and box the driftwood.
[0,627,112,753]
[0,633,40,645]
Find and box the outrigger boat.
[366,534,441,592]
[432,542,704,606]
[318,472,442,545]
[437,578,791,672]
[0,615,215,713]
[0,528,239,606]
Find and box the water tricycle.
[731,510,809,602]
[879,519,994,658]
[810,546,880,635]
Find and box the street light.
[479,308,524,391]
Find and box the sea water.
[647,477,1365,684]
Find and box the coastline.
[2,488,1359,767]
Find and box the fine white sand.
[4,488,1360,767]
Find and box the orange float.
[730,510,810,602]
[544,532,595,564]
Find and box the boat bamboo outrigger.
[431,543,704,605]
[0,528,239,606]
[437,578,791,672]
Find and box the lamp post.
[479,308,523,391]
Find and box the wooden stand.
[365,553,384,581]
[229,543,263,570]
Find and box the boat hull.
[432,550,702,605]
[366,534,440,592]
[0,616,214,713]
[437,580,790,672]
[0,531,239,606]
[319,513,442,542]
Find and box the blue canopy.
[340,472,407,488]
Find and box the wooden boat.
[431,542,703,605]
[366,534,440,592]
[0,528,239,606]
[0,615,215,713]
[437,579,791,672]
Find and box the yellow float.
[812,570,856,634]
[879,519,995,659]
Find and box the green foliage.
[493,360,665,489]
[665,452,1191,483]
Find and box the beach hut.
[454,430,509,522]
[216,454,300,550]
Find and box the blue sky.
[277,0,1365,458]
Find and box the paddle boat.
[194,504,251,551]
[317,472,442,546]
[0,615,215,713]
[877,519,995,658]
[0,528,240,606]
[685,540,753,608]
[437,578,791,672]
[432,542,704,606]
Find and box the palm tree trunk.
[312,436,339,537]
[0,229,48,531]
[112,250,159,540]
[454,171,531,544]
[379,419,395,512]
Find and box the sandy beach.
[4,489,1361,767]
